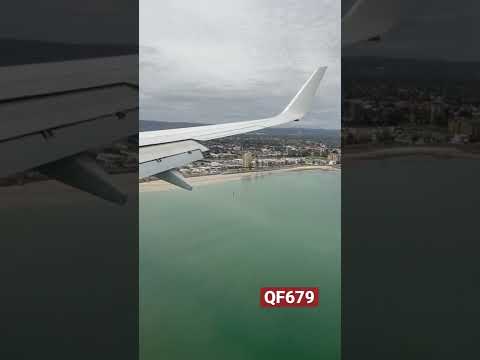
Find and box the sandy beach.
[139,165,338,192]
[343,145,480,160]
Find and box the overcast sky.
[140,0,341,129]
[343,0,480,61]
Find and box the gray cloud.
[343,0,480,61]
[140,0,340,129]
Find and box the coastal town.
[176,132,341,179]
[342,58,480,151]
[1,128,340,187]
[342,88,480,147]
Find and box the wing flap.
[139,140,208,163]
[0,85,137,142]
[0,109,138,178]
[139,140,207,179]
[157,170,193,191]
[40,155,127,205]
[140,149,204,179]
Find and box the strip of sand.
[139,165,337,192]
[344,145,480,160]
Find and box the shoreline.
[139,165,338,192]
[343,145,480,160]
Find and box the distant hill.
[0,38,136,66]
[140,120,206,131]
[343,56,480,82]
[253,127,339,138]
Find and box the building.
[327,151,341,164]
[343,99,366,123]
[430,97,447,125]
[242,152,254,168]
[449,115,480,142]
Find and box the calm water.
[140,170,341,360]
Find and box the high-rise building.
[242,152,254,168]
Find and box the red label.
[260,287,319,308]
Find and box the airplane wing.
[139,66,327,189]
[1,0,404,204]
[140,0,405,190]
[0,55,138,204]
[342,0,405,47]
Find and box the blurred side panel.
[0,1,138,359]
[342,0,480,358]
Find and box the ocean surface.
[140,170,341,360]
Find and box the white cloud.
[140,0,340,128]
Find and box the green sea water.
[140,170,341,360]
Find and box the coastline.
[139,165,338,192]
[343,145,480,160]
